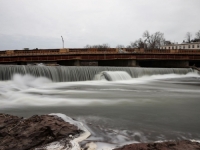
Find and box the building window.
[179,46,181,49]
[192,45,194,48]
[188,45,190,48]
[183,46,185,49]
[172,47,174,49]
[168,47,170,49]
[198,45,200,48]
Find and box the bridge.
[0,48,200,67]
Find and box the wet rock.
[0,113,82,150]
[114,140,200,150]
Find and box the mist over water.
[0,67,200,147]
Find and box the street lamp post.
[61,36,64,48]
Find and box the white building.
[160,42,200,50]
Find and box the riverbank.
[114,140,200,150]
[0,113,84,150]
[1,113,200,150]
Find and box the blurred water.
[0,72,200,146]
[0,65,192,81]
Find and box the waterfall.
[94,71,132,81]
[0,65,193,82]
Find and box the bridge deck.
[0,53,200,63]
[0,48,200,63]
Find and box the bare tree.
[143,31,165,50]
[185,32,192,43]
[195,30,200,40]
[85,44,91,48]
[143,31,151,41]
[128,38,145,49]
[101,44,110,49]
[116,45,125,49]
[85,44,110,49]
[164,41,172,45]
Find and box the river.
[0,66,200,148]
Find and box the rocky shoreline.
[0,113,82,150]
[1,113,200,150]
[114,140,200,150]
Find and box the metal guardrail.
[1,51,200,57]
[0,54,200,62]
[0,51,120,57]
[0,49,200,63]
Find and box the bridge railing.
[0,48,200,57]
[1,54,200,62]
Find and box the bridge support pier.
[138,60,189,68]
[98,60,138,66]
[17,62,27,65]
[127,60,137,67]
[74,60,80,66]
[189,61,200,67]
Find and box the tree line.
[85,30,200,50]
[185,30,200,43]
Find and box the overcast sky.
[0,0,200,50]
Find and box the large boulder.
[0,113,82,150]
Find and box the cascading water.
[0,65,193,82]
[94,71,132,81]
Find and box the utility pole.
[61,36,64,48]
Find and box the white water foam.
[1,72,200,149]
[111,71,200,84]
[12,74,52,89]
[36,113,91,150]
[39,114,128,150]
[0,72,200,108]
[75,116,147,150]
[94,71,132,81]
[190,139,200,143]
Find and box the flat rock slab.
[114,140,200,150]
[0,113,82,150]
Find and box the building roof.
[163,42,200,46]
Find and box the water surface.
[0,70,200,146]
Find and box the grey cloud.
[0,34,61,50]
[0,0,200,50]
